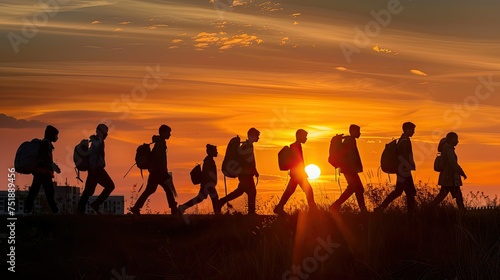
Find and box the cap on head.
[44,125,59,141]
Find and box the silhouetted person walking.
[217,128,260,214]
[431,132,467,209]
[130,125,178,215]
[274,129,317,215]
[329,125,367,213]
[77,124,115,214]
[24,125,61,214]
[376,122,417,212]
[178,144,220,214]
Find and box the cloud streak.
[0,114,47,129]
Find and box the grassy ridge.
[5,209,500,280]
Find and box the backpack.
[278,145,293,171]
[434,152,444,172]
[380,139,399,174]
[73,139,90,182]
[135,143,152,170]
[123,142,153,182]
[328,134,344,168]
[221,135,242,178]
[74,139,90,172]
[14,138,42,174]
[190,164,202,185]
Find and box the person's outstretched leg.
[25,174,43,213]
[92,169,115,207]
[242,176,257,214]
[181,191,207,209]
[131,173,159,214]
[454,188,465,210]
[377,186,404,211]
[430,187,449,207]
[77,170,98,212]
[355,191,367,213]
[299,179,317,211]
[208,187,219,214]
[330,187,354,210]
[42,175,59,213]
[274,178,298,214]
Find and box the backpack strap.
[75,167,84,183]
[223,176,233,209]
[123,162,136,178]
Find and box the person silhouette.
[376,122,417,212]
[274,129,317,215]
[178,144,220,214]
[24,125,61,214]
[329,125,367,213]
[430,132,467,210]
[130,125,178,215]
[77,124,115,214]
[217,128,260,214]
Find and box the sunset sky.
[1,0,499,213]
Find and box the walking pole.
[224,176,233,208]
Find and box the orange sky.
[1,0,499,213]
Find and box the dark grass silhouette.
[8,201,500,280]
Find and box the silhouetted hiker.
[24,125,61,214]
[274,129,317,215]
[430,132,467,210]
[217,128,260,214]
[376,122,417,212]
[329,125,367,213]
[130,125,178,215]
[77,124,115,214]
[178,144,220,215]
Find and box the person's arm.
[252,149,259,177]
[37,140,53,172]
[202,159,217,184]
[446,149,466,179]
[252,159,259,177]
[89,138,101,169]
[38,140,51,165]
[398,139,410,160]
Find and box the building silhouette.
[0,181,124,215]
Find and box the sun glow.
[305,164,321,179]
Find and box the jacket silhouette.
[89,134,106,169]
[130,125,178,215]
[217,128,260,214]
[24,125,60,214]
[274,129,317,215]
[376,122,417,212]
[329,125,367,213]
[340,136,363,174]
[438,142,465,187]
[178,144,219,215]
[148,135,167,173]
[289,142,306,177]
[431,133,467,209]
[77,124,115,214]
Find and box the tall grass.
[13,204,500,279]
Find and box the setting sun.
[305,164,321,180]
